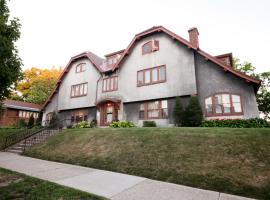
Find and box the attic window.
[142,40,159,55]
[76,63,86,73]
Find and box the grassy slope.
[25,127,270,199]
[0,167,105,200]
[0,128,25,149]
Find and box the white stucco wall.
[118,33,197,103]
[58,58,101,110]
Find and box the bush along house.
[0,99,41,127]
[42,26,261,127]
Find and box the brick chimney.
[188,27,199,49]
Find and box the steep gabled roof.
[4,99,41,112]
[112,26,261,90]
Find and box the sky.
[8,0,270,72]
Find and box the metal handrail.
[3,119,67,150]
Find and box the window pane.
[103,80,106,91]
[80,84,84,95]
[233,103,242,112]
[81,64,86,71]
[110,78,114,90]
[232,95,240,103]
[205,97,212,114]
[106,79,110,90]
[214,95,222,113]
[145,70,151,84]
[138,71,144,85]
[161,100,167,109]
[159,66,166,81]
[152,68,158,82]
[114,77,118,90]
[139,104,144,111]
[83,83,88,95]
[142,42,152,54]
[148,110,159,118]
[222,94,231,113]
[148,101,159,109]
[139,111,144,119]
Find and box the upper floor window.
[142,40,159,55]
[205,93,243,116]
[137,65,166,87]
[71,82,88,97]
[76,63,86,73]
[139,100,168,119]
[102,76,118,92]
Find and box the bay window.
[137,65,166,86]
[139,100,168,119]
[205,93,243,116]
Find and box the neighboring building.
[42,26,261,127]
[0,100,41,127]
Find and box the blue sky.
[8,0,270,72]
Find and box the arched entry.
[96,98,121,126]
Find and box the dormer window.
[142,40,159,55]
[76,63,86,73]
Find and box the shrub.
[73,121,91,128]
[28,114,35,128]
[201,118,270,128]
[35,112,43,126]
[110,121,135,128]
[18,119,27,128]
[143,121,157,127]
[49,111,59,128]
[183,96,203,127]
[90,119,97,128]
[173,97,184,126]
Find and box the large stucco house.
[42,26,261,127]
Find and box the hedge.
[201,118,269,128]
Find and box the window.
[102,76,118,92]
[205,94,242,116]
[71,110,88,123]
[142,40,159,55]
[139,100,168,119]
[71,83,88,97]
[76,63,86,73]
[137,65,166,86]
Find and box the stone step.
[7,149,23,154]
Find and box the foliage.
[201,118,269,128]
[35,112,43,126]
[17,119,27,128]
[173,97,184,126]
[110,121,135,128]
[143,121,157,127]
[233,58,270,120]
[11,67,62,104]
[0,0,22,101]
[182,96,203,127]
[49,111,59,128]
[27,114,35,128]
[72,121,91,128]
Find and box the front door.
[100,102,118,126]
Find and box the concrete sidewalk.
[0,152,255,200]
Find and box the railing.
[3,119,65,150]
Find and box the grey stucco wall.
[118,32,197,103]
[42,93,59,125]
[194,53,259,119]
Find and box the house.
[42,26,261,127]
[0,100,41,127]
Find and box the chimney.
[188,27,199,49]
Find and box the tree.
[28,114,35,128]
[49,111,59,128]
[183,96,203,127]
[36,112,43,126]
[173,97,184,126]
[11,67,62,104]
[233,58,270,119]
[0,0,22,102]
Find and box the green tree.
[233,58,270,119]
[183,96,203,127]
[49,111,59,128]
[28,114,35,127]
[36,112,43,126]
[173,97,184,126]
[0,0,22,101]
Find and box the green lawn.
[0,167,105,200]
[24,127,270,199]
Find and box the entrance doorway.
[99,101,119,126]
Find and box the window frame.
[142,40,159,55]
[70,82,88,98]
[75,63,86,73]
[139,100,168,120]
[204,93,243,117]
[102,76,118,93]
[137,65,166,87]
